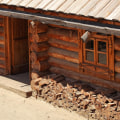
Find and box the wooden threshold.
[0,73,32,98]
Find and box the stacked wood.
[30,33,49,43]
[30,51,49,63]
[30,42,49,52]
[31,70,49,80]
[31,60,49,72]
[29,21,49,80]
[31,73,120,120]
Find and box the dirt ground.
[0,88,87,120]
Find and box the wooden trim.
[96,39,108,67]
[83,38,95,64]
[28,20,31,80]
[5,17,11,74]
[0,8,119,36]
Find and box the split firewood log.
[31,78,42,91]
[39,79,50,87]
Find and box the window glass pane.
[98,41,106,52]
[98,53,107,65]
[86,40,94,50]
[86,51,94,62]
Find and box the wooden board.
[11,18,29,74]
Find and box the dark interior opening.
[8,18,29,84]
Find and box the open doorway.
[7,18,29,84]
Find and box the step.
[0,74,32,98]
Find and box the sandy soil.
[0,88,87,120]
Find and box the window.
[80,32,114,81]
[84,38,108,67]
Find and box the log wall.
[47,27,80,75]
[0,16,9,74]
[29,21,120,90]
[114,37,120,83]
[29,21,49,80]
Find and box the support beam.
[0,8,119,36]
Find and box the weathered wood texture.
[47,27,79,74]
[29,22,120,90]
[0,16,8,74]
[29,21,49,79]
[11,18,29,74]
[49,66,120,91]
[115,37,120,83]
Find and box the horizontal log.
[48,28,77,39]
[114,39,120,51]
[0,68,6,74]
[115,73,120,83]
[47,28,78,43]
[115,62,120,73]
[0,57,5,61]
[48,47,78,58]
[0,64,6,68]
[30,42,49,52]
[48,52,79,64]
[47,34,78,43]
[48,38,79,52]
[0,52,5,57]
[48,47,79,63]
[30,33,49,43]
[32,60,49,72]
[31,70,49,80]
[30,51,49,63]
[50,67,120,91]
[36,22,48,33]
[48,57,79,73]
[37,33,49,43]
[115,51,120,61]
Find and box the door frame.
[6,17,30,75]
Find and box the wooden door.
[11,18,29,74]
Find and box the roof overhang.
[0,8,120,36]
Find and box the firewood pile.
[31,74,120,120]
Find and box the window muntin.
[84,38,108,67]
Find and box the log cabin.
[0,0,120,91]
